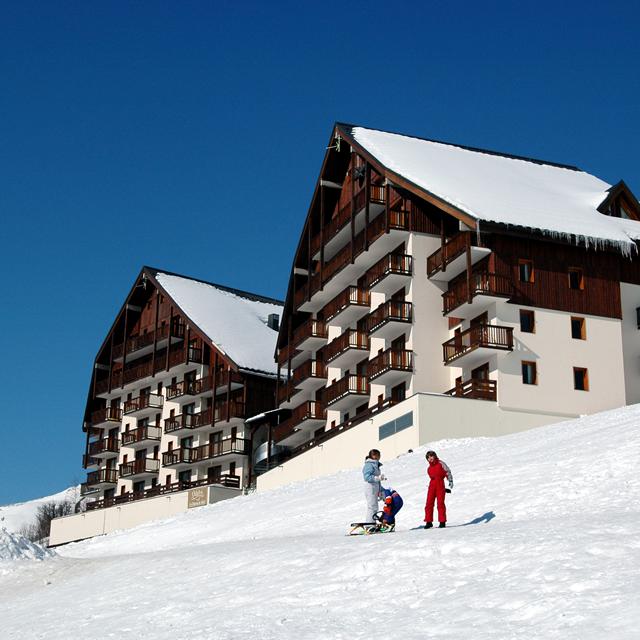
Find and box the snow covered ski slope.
[1,405,639,639]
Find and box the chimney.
[267,313,280,332]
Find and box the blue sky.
[1,0,639,504]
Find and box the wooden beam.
[364,162,370,251]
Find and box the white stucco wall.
[620,282,640,405]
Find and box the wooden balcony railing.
[445,378,497,401]
[86,475,241,510]
[121,425,162,446]
[291,359,327,387]
[442,324,514,364]
[323,285,370,323]
[119,458,160,477]
[88,437,120,456]
[324,329,369,363]
[82,454,100,468]
[162,438,250,466]
[426,231,472,277]
[325,374,369,406]
[293,319,327,349]
[368,349,413,380]
[86,468,118,486]
[443,272,513,315]
[277,379,296,404]
[112,321,186,360]
[123,393,164,415]
[214,400,245,422]
[273,401,326,442]
[164,407,214,434]
[365,253,412,289]
[90,406,122,426]
[365,301,412,334]
[122,360,154,385]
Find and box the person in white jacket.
[362,449,385,522]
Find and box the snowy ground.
[1,406,639,639]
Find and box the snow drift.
[0,405,639,639]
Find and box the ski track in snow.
[1,406,639,639]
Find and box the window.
[568,268,584,290]
[379,412,413,440]
[574,367,589,391]
[571,317,586,340]
[520,309,535,333]
[519,259,534,283]
[522,361,537,385]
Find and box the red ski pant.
[424,480,447,523]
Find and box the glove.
[445,488,451,494]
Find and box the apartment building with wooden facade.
[266,123,640,479]
[80,267,283,510]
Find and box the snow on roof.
[154,271,283,375]
[349,125,640,254]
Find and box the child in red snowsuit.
[424,450,453,529]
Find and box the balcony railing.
[445,378,497,401]
[277,379,296,404]
[85,468,118,487]
[164,407,213,434]
[90,406,123,426]
[427,231,472,277]
[292,319,327,349]
[112,321,186,360]
[162,438,250,467]
[214,399,245,422]
[119,458,160,477]
[365,301,412,335]
[442,324,514,364]
[443,272,513,315]
[365,253,412,290]
[325,374,369,406]
[166,377,211,400]
[121,425,162,446]
[88,437,120,456]
[273,401,326,443]
[368,349,413,380]
[291,359,327,387]
[324,329,369,364]
[85,475,241,510]
[123,393,164,415]
[323,285,370,323]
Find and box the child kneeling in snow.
[376,487,403,531]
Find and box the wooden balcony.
[82,454,100,469]
[112,321,186,360]
[366,253,412,294]
[274,401,326,446]
[294,319,328,351]
[119,458,160,479]
[166,377,212,400]
[277,379,297,406]
[291,359,327,394]
[443,271,513,318]
[213,399,245,424]
[294,208,411,313]
[90,406,122,427]
[162,438,250,468]
[85,468,118,489]
[325,374,370,411]
[121,425,162,447]
[368,349,413,385]
[426,231,492,282]
[442,324,513,366]
[323,285,370,326]
[324,329,369,369]
[123,393,164,416]
[88,437,120,458]
[366,301,412,339]
[445,378,497,401]
[164,407,213,435]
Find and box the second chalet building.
[80,267,283,509]
[257,122,640,490]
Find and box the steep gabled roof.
[337,123,640,254]
[146,268,283,376]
